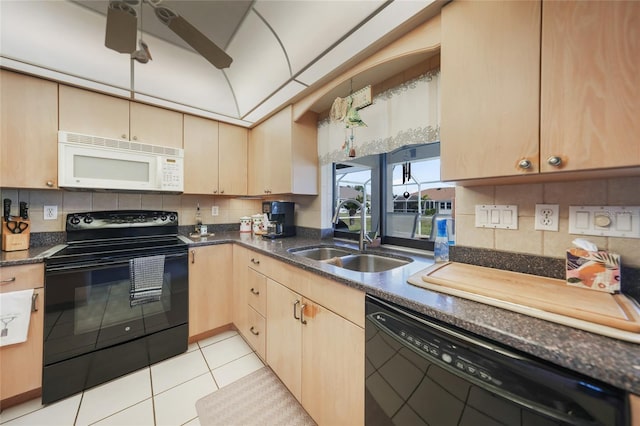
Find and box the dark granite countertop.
[3,232,639,395]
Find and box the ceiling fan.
[105,0,232,69]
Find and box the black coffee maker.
[262,201,295,238]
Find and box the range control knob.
[169,214,177,222]
[70,215,81,225]
[83,215,93,224]
[161,214,168,221]
[441,353,453,364]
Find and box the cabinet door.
[130,103,183,148]
[0,264,44,402]
[188,245,232,339]
[218,122,248,196]
[301,298,364,426]
[1,71,58,189]
[264,107,293,195]
[59,85,130,139]
[440,1,541,180]
[266,278,302,401]
[247,123,268,195]
[540,1,640,172]
[183,114,219,194]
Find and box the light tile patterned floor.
[0,331,264,426]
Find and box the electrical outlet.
[211,206,219,216]
[44,205,58,220]
[534,204,559,231]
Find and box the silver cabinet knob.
[121,134,127,139]
[220,190,225,194]
[518,159,532,169]
[132,136,138,141]
[547,156,562,167]
[46,180,54,187]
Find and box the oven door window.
[44,255,188,365]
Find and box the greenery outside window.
[333,143,454,251]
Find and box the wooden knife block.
[1,218,30,251]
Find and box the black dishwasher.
[365,295,629,426]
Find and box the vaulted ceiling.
[0,0,440,126]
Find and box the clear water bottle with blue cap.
[434,218,449,263]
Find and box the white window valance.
[318,69,440,165]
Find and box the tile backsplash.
[0,189,263,233]
[455,176,640,268]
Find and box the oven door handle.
[45,252,188,272]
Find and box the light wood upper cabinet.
[0,264,44,404]
[218,122,248,196]
[1,70,58,189]
[183,115,219,194]
[248,105,318,195]
[183,116,247,195]
[59,85,129,140]
[59,85,183,149]
[188,245,232,339]
[129,102,183,149]
[540,0,640,172]
[440,0,541,181]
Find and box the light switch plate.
[475,205,518,229]
[569,206,640,238]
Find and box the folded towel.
[129,255,165,306]
[0,289,34,347]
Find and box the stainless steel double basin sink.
[288,245,412,273]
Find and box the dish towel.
[0,289,34,347]
[129,255,165,307]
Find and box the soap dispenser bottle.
[434,218,449,263]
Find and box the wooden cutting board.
[407,262,640,342]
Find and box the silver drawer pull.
[1,277,17,285]
[250,326,260,336]
[250,288,260,295]
[300,303,308,325]
[251,258,260,265]
[32,293,38,312]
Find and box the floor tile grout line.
[196,331,240,351]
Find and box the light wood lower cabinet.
[0,264,44,405]
[266,278,364,425]
[232,245,365,425]
[188,245,232,339]
[266,279,303,400]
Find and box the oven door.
[44,251,188,366]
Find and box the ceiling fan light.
[105,1,138,54]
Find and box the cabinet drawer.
[246,306,266,360]
[0,263,44,292]
[247,268,267,316]
[246,253,264,271]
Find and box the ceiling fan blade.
[105,1,138,54]
[155,7,232,69]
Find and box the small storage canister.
[240,216,252,233]
[251,214,264,234]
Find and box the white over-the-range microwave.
[58,131,184,193]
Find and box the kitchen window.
[333,143,454,251]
